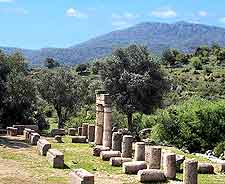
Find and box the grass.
[0,135,225,184]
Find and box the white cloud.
[151,8,177,19]
[220,17,225,24]
[66,8,88,19]
[0,0,13,2]
[198,11,208,17]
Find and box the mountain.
[1,21,225,66]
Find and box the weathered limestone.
[198,163,214,174]
[95,104,104,145]
[47,149,64,169]
[69,168,94,184]
[78,127,82,136]
[24,125,39,132]
[82,123,89,138]
[110,157,132,167]
[138,169,166,182]
[100,151,121,161]
[146,147,161,169]
[163,153,176,179]
[134,142,145,161]
[37,139,51,156]
[219,162,225,173]
[7,127,17,136]
[102,96,112,148]
[51,129,65,137]
[112,132,123,151]
[183,160,198,184]
[88,124,95,142]
[68,128,76,136]
[72,136,87,143]
[55,135,63,143]
[122,161,147,174]
[13,125,25,135]
[30,133,40,145]
[23,128,31,137]
[93,145,110,156]
[122,135,133,158]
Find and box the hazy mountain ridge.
[1,21,225,66]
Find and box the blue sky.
[1,0,225,49]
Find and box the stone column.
[103,103,112,148]
[88,124,95,142]
[95,104,104,145]
[147,147,161,169]
[134,142,145,161]
[183,160,198,184]
[112,132,123,151]
[78,127,82,136]
[122,135,133,158]
[82,123,88,138]
[163,153,176,179]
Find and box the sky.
[1,0,225,49]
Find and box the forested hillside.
[1,21,225,66]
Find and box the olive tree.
[37,69,84,128]
[100,45,169,132]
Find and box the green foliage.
[37,69,85,128]
[44,57,60,69]
[213,141,225,158]
[0,50,36,127]
[149,98,225,152]
[100,44,169,131]
[190,57,203,70]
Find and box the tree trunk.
[127,113,133,132]
[56,107,63,129]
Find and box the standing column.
[134,142,145,161]
[112,132,123,151]
[122,135,133,158]
[147,147,161,169]
[102,102,112,148]
[183,160,198,184]
[82,123,88,138]
[163,153,176,180]
[95,104,104,145]
[88,124,95,142]
[78,127,82,136]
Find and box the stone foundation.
[198,163,214,174]
[110,157,132,167]
[93,145,110,156]
[100,151,121,161]
[72,136,87,143]
[122,161,147,174]
[37,139,51,156]
[30,133,40,145]
[138,169,166,182]
[47,149,64,169]
[69,168,94,184]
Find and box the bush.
[190,57,203,70]
[149,98,225,153]
[214,141,225,157]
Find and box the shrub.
[149,98,225,152]
[213,141,225,157]
[190,57,203,70]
